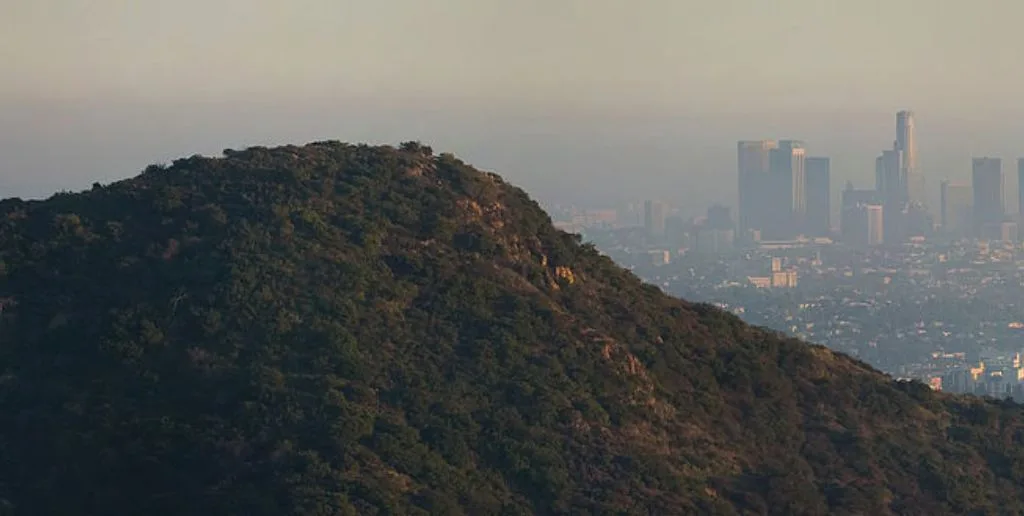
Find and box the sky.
[4,0,1024,216]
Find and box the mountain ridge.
[0,141,1022,515]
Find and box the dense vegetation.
[2,141,1024,515]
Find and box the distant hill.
[1,141,1024,515]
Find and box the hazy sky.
[4,0,1024,214]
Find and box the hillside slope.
[1,142,1023,515]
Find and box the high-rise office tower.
[972,157,1004,237]
[696,205,736,254]
[805,157,831,237]
[866,205,885,246]
[875,143,905,241]
[875,144,904,202]
[1018,159,1024,221]
[643,200,668,238]
[896,110,923,205]
[737,140,778,239]
[841,183,883,245]
[767,140,806,239]
[940,180,972,238]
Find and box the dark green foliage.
[1,142,1024,515]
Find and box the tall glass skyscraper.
[736,140,777,239]
[805,157,831,237]
[972,157,1004,235]
[896,110,923,205]
[767,140,806,239]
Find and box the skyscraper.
[866,204,885,246]
[940,180,972,238]
[737,140,777,239]
[896,110,923,205]
[875,143,905,241]
[696,205,735,254]
[972,157,1004,237]
[767,140,806,239]
[805,157,831,237]
[875,145,904,202]
[1018,159,1024,222]
[643,200,668,238]
[841,183,883,246]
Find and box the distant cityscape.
[548,110,1024,402]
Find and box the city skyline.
[566,109,1024,227]
[5,102,1024,225]
[736,111,930,244]
[613,109,1024,248]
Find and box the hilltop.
[1,141,1024,515]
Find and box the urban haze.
[6,1,1024,215]
[8,1,1024,395]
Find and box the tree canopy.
[1,141,1023,515]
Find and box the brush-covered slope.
[1,142,1023,515]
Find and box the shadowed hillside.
[1,141,1023,515]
